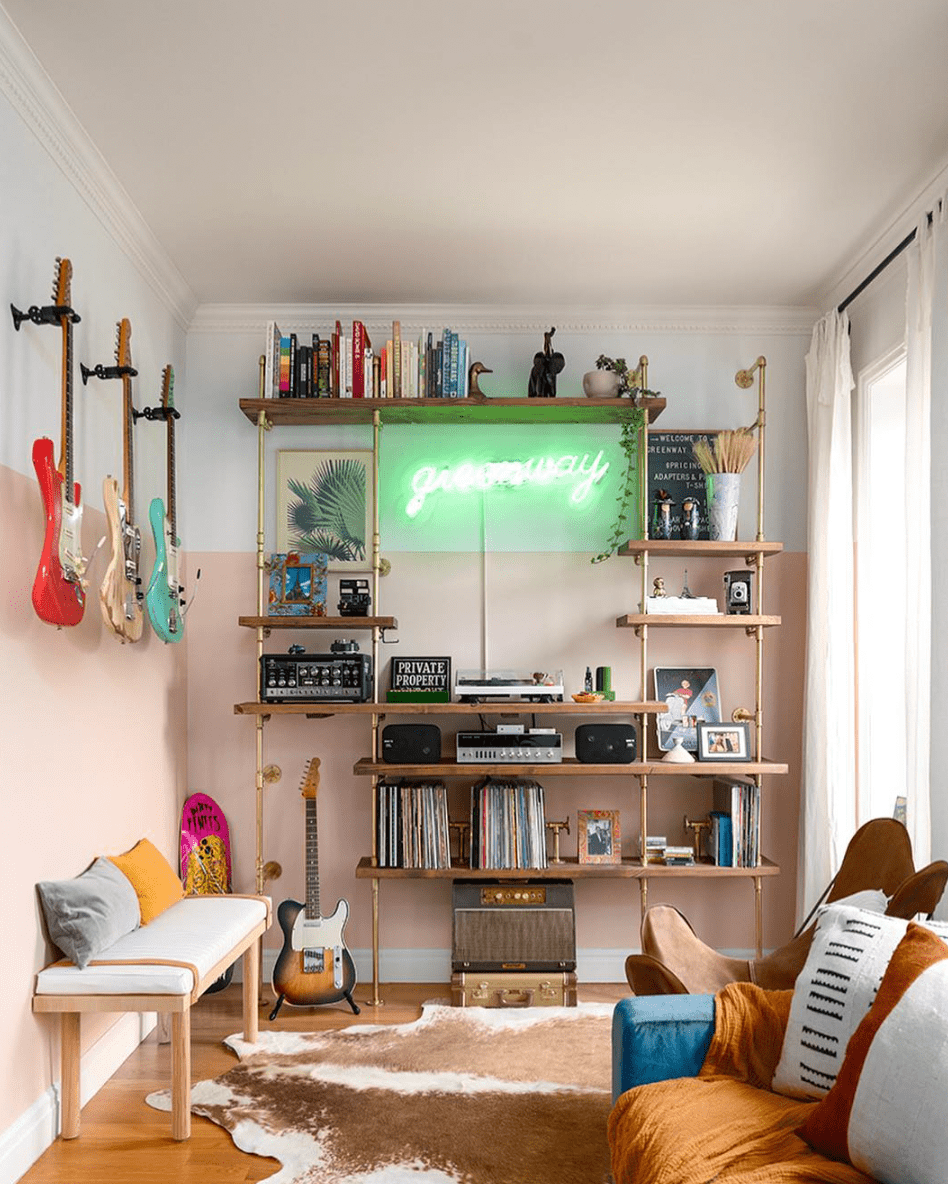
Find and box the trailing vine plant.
[592,406,647,563]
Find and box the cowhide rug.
[148,1001,615,1183]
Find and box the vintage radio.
[451,970,577,1008]
[260,640,372,703]
[456,731,563,763]
[451,880,576,972]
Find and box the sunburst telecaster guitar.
[144,365,187,643]
[84,319,144,642]
[270,758,360,1020]
[12,258,91,627]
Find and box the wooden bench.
[33,893,270,1141]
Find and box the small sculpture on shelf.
[528,327,565,398]
[467,361,492,399]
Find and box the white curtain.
[901,199,946,866]
[800,309,856,920]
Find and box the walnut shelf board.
[355,855,779,881]
[618,539,784,558]
[617,614,781,628]
[354,757,788,777]
[234,700,667,717]
[238,615,397,630]
[239,395,665,427]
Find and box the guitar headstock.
[114,317,132,371]
[161,364,175,410]
[53,257,72,307]
[300,758,321,799]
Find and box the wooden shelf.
[617,613,781,628]
[234,699,668,718]
[238,615,397,630]
[618,539,784,559]
[239,395,665,427]
[355,855,780,880]
[353,756,789,777]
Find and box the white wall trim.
[0,1012,154,1184]
[0,5,197,331]
[190,302,819,337]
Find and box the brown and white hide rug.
[148,1001,615,1183]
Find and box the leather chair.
[625,818,948,996]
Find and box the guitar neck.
[167,414,176,539]
[304,797,321,919]
[123,373,135,524]
[61,313,75,501]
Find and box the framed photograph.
[267,551,328,616]
[578,809,621,865]
[653,667,721,751]
[697,721,751,762]
[277,450,373,571]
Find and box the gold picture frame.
[577,809,621,865]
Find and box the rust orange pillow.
[107,838,183,924]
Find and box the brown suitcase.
[451,970,577,1008]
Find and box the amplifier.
[456,731,563,763]
[575,722,637,764]
[260,646,373,702]
[452,880,576,972]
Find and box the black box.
[381,723,441,763]
[575,723,637,763]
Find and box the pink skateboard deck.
[180,791,232,894]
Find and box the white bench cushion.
[35,896,268,997]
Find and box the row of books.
[376,779,451,869]
[710,777,761,867]
[469,777,548,871]
[263,320,471,400]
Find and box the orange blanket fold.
[608,983,874,1184]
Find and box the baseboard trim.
[0,1012,155,1184]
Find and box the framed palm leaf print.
[277,450,373,571]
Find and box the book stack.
[262,320,471,399]
[643,835,667,864]
[469,777,548,870]
[376,779,451,869]
[711,777,760,867]
[662,845,696,866]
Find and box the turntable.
[454,668,564,703]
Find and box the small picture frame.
[267,551,328,617]
[578,809,621,865]
[696,722,751,762]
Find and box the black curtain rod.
[837,209,935,314]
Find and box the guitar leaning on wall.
[144,365,188,642]
[11,258,90,627]
[84,319,144,642]
[270,757,360,1020]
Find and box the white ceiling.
[5,0,948,312]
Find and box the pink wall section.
[1,462,188,1133]
[185,546,806,967]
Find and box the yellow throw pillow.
[108,838,183,924]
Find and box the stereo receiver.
[260,641,373,703]
[456,731,563,763]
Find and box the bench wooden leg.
[170,1009,191,1141]
[242,938,260,1043]
[60,1013,81,1139]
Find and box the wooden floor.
[21,980,628,1184]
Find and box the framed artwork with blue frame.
[267,551,328,616]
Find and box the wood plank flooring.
[20,981,627,1184]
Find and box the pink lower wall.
[185,546,806,970]
[1,463,188,1133]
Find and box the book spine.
[392,320,402,398]
[352,320,365,398]
[279,335,291,397]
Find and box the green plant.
[595,355,661,400]
[285,457,367,562]
[592,408,646,563]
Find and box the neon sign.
[406,450,611,518]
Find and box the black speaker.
[575,723,636,764]
[381,723,441,763]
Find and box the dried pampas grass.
[693,429,757,475]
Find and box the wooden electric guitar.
[145,365,186,643]
[12,258,89,627]
[95,319,144,642]
[270,758,360,1020]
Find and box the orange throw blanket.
[608,983,875,1184]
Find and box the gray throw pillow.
[37,857,140,968]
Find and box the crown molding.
[0,5,197,330]
[190,302,819,337]
[821,155,948,314]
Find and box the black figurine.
[528,327,565,398]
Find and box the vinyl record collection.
[469,777,548,870]
[375,779,451,869]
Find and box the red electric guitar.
[12,258,88,627]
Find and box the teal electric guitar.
[145,365,186,642]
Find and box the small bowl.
[572,692,604,703]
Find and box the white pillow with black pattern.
[772,903,948,1100]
